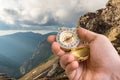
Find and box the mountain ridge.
[20,33,56,75]
[0,31,56,78]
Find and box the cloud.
[0,0,108,29]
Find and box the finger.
[77,27,98,42]
[47,35,56,43]
[52,42,65,57]
[60,54,74,69]
[65,61,79,73]
[77,44,88,48]
[65,61,83,80]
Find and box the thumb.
[77,27,98,42]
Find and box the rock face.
[78,0,120,54]
[20,39,53,75]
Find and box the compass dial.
[56,27,80,50]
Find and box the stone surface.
[78,0,120,54]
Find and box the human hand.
[47,27,120,80]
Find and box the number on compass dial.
[57,30,80,50]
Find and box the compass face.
[56,27,80,49]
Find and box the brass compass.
[56,27,90,62]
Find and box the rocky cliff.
[78,0,120,54]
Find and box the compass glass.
[60,31,75,45]
[56,28,80,49]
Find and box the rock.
[78,0,120,54]
[0,73,16,80]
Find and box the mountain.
[20,32,57,75]
[0,53,17,68]
[0,53,19,78]
[0,32,43,66]
[0,31,56,78]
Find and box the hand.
[47,27,120,80]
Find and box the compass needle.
[63,35,73,42]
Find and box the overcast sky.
[0,0,108,30]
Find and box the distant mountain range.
[0,31,56,78]
[20,39,53,75]
[0,32,42,66]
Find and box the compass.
[56,27,90,62]
[56,27,80,50]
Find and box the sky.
[0,0,108,30]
